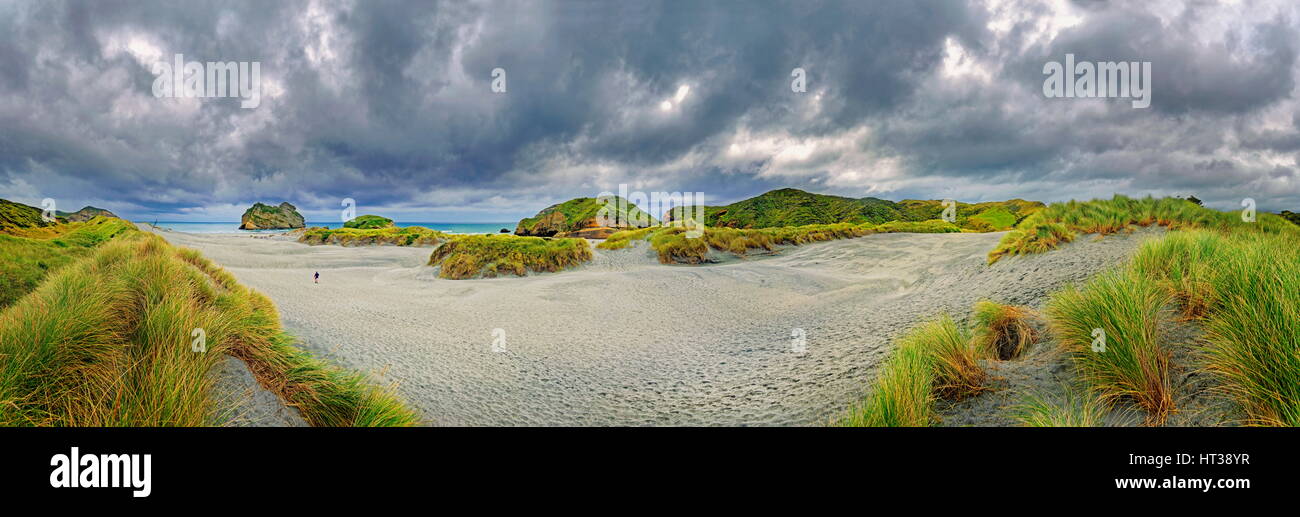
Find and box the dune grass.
[299,225,448,247]
[1046,269,1174,425]
[988,195,1297,263]
[0,217,137,309]
[0,231,418,426]
[971,300,1039,360]
[1010,387,1114,427]
[1129,230,1300,426]
[839,314,986,427]
[605,219,961,264]
[428,234,593,279]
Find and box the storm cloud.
[1,0,1297,222]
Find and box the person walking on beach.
[314,271,319,284]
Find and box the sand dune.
[156,228,1159,426]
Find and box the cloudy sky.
[1,0,1298,222]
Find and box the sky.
[1,0,1298,223]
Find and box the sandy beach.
[155,228,1160,426]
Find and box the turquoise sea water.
[143,221,515,235]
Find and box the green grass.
[839,314,986,427]
[0,217,137,309]
[1129,230,1300,426]
[1011,387,1113,427]
[988,195,1298,263]
[299,225,448,247]
[1046,269,1173,425]
[428,234,593,279]
[342,214,394,229]
[604,219,960,264]
[0,229,418,427]
[967,206,1018,231]
[971,300,1038,360]
[0,198,58,231]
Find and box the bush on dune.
[839,314,986,427]
[0,232,418,427]
[428,234,593,279]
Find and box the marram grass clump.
[0,231,418,426]
[1046,269,1173,425]
[839,314,986,427]
[1130,230,1300,426]
[429,234,593,279]
[971,300,1039,360]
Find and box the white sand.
[155,228,1160,426]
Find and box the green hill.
[1,199,57,231]
[515,196,658,237]
[666,189,1043,231]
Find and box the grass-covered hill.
[0,206,417,426]
[515,196,658,237]
[665,188,1043,231]
[57,206,119,222]
[1,198,57,231]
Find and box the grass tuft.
[839,314,986,426]
[971,300,1039,360]
[1046,269,1173,425]
[1129,230,1300,426]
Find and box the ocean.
[143,221,516,235]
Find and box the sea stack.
[239,202,306,230]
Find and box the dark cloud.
[0,0,1298,222]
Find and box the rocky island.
[239,202,305,230]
